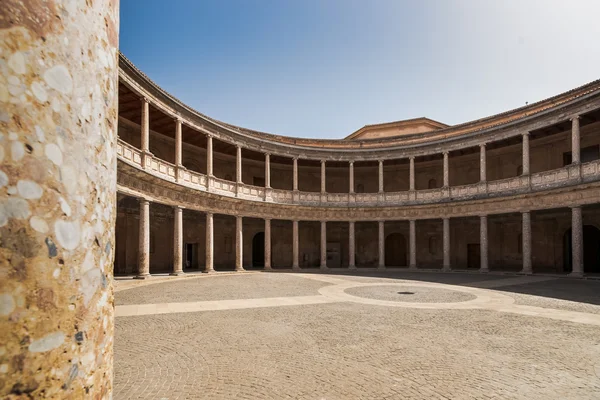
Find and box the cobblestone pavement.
[114,271,600,399]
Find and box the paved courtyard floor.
[114,271,600,399]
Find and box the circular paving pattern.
[345,284,477,303]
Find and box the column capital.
[442,150,449,156]
[378,159,384,164]
[320,159,326,164]
[480,142,487,148]
[409,156,415,161]
[522,131,530,137]
[206,132,214,139]
[570,115,580,121]
[174,205,183,210]
[570,204,582,210]
[138,197,150,205]
[264,152,271,157]
[264,217,272,222]
[141,96,149,104]
[349,160,354,166]
[174,116,182,124]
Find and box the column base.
[519,269,533,275]
[409,265,417,270]
[264,266,273,271]
[134,274,150,280]
[348,265,357,270]
[320,265,328,270]
[170,271,184,276]
[204,268,216,274]
[568,271,584,278]
[377,265,386,270]
[479,268,489,273]
[292,265,301,271]
[235,267,246,272]
[442,266,451,272]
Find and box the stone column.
[175,118,182,167]
[480,144,487,182]
[378,160,384,193]
[378,221,385,269]
[205,213,215,273]
[409,157,415,191]
[521,211,532,274]
[349,161,355,194]
[236,146,242,184]
[321,160,326,194]
[349,221,356,269]
[264,219,272,270]
[443,151,449,187]
[571,206,583,276]
[320,221,328,269]
[292,220,300,270]
[522,133,530,175]
[409,220,417,269]
[172,206,183,275]
[206,135,213,177]
[480,215,489,272]
[443,218,450,271]
[141,97,150,153]
[571,116,581,164]
[0,3,119,396]
[137,200,151,279]
[293,158,299,191]
[265,153,271,188]
[236,216,244,271]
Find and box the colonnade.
[138,98,584,193]
[133,202,585,278]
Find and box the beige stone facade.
[115,54,600,278]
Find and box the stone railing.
[117,139,600,207]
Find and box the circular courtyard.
[114,272,600,399]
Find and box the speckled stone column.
[265,154,271,188]
[348,221,356,269]
[136,199,150,279]
[521,211,532,274]
[443,152,449,187]
[171,206,183,276]
[320,160,326,194]
[480,144,487,182]
[141,98,150,153]
[409,157,415,191]
[571,116,581,164]
[293,158,298,192]
[349,162,354,194]
[235,216,244,271]
[205,213,215,273]
[570,206,583,276]
[292,220,300,270]
[442,218,450,271]
[480,215,489,272]
[320,221,328,269]
[409,220,417,269]
[378,160,384,193]
[0,1,119,397]
[378,221,385,269]
[175,118,182,167]
[522,133,530,175]
[236,146,242,184]
[264,219,272,270]
[206,135,213,177]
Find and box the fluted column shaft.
[443,218,450,270]
[236,216,244,271]
[349,221,356,269]
[292,220,300,269]
[321,160,326,194]
[320,221,327,269]
[522,133,530,175]
[172,206,183,275]
[141,98,150,152]
[571,206,583,276]
[378,160,384,193]
[236,146,242,184]
[264,219,272,270]
[521,211,532,274]
[409,157,415,191]
[175,118,182,166]
[206,135,213,177]
[443,152,449,187]
[480,144,487,182]
[137,200,150,278]
[349,162,355,194]
[480,215,489,271]
[293,158,299,191]
[205,213,215,272]
[571,116,581,164]
[265,154,271,188]
[378,221,385,269]
[409,220,416,269]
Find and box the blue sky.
[120,0,600,139]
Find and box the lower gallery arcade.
[115,199,600,276]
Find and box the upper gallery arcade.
[115,53,600,278]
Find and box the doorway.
[326,242,341,268]
[467,244,480,269]
[252,232,265,268]
[563,225,600,273]
[385,233,407,267]
[185,243,198,270]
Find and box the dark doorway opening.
[185,243,198,270]
[252,232,265,269]
[467,244,480,269]
[385,233,407,267]
[563,225,600,273]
